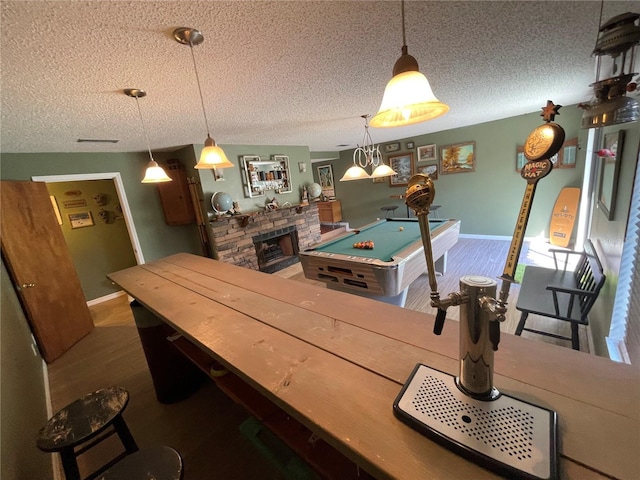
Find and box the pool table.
[299,218,460,306]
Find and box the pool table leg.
[435,251,448,275]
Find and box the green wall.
[316,105,586,237]
[196,144,316,217]
[0,150,202,269]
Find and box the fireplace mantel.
[208,202,321,270]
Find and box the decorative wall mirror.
[598,130,625,220]
[242,155,292,198]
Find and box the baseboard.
[86,290,128,306]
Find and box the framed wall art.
[317,164,335,198]
[416,162,438,181]
[557,137,578,168]
[598,130,625,220]
[68,211,94,229]
[384,142,400,153]
[388,152,414,187]
[417,144,437,163]
[440,141,476,174]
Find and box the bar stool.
[96,446,183,480]
[381,205,398,218]
[37,386,138,480]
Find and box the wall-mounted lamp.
[370,0,449,128]
[173,27,234,169]
[340,115,396,181]
[124,88,172,184]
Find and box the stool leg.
[113,415,139,454]
[59,447,81,480]
[515,312,528,335]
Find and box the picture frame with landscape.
[417,144,437,163]
[416,162,438,181]
[440,141,476,174]
[388,152,414,186]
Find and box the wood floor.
[46,236,587,479]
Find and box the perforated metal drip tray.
[394,364,558,480]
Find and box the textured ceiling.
[1,1,638,155]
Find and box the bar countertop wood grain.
[108,253,640,480]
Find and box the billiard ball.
[399,226,404,231]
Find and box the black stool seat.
[96,446,183,480]
[381,205,398,218]
[37,386,138,480]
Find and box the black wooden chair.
[515,240,605,350]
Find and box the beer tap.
[404,100,565,400]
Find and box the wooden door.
[1,181,94,363]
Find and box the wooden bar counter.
[108,253,639,479]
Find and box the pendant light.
[124,88,172,184]
[340,115,397,181]
[173,27,234,169]
[370,0,449,128]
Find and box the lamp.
[124,88,172,184]
[173,27,234,169]
[578,11,640,128]
[370,0,449,128]
[340,115,397,181]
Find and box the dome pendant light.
[370,0,449,128]
[124,89,172,184]
[173,27,234,169]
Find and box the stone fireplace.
[208,203,321,272]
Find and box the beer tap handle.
[434,309,447,335]
[490,320,501,351]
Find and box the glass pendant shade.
[195,135,235,169]
[370,70,449,128]
[370,163,397,178]
[340,164,371,181]
[141,159,172,183]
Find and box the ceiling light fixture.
[340,115,397,181]
[579,10,640,128]
[124,88,172,184]
[369,0,449,128]
[173,27,234,169]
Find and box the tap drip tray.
[394,364,557,480]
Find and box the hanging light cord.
[401,0,406,46]
[133,95,154,160]
[187,39,212,138]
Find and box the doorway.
[32,172,144,303]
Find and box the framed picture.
[416,162,438,181]
[406,141,415,149]
[440,141,476,174]
[384,142,400,153]
[317,164,335,198]
[598,130,625,220]
[372,175,386,184]
[417,144,437,163]
[557,137,578,168]
[68,211,94,229]
[388,152,414,186]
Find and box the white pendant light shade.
[370,163,397,178]
[370,70,449,128]
[174,27,234,169]
[195,135,235,169]
[124,88,173,184]
[340,164,371,181]
[142,160,172,183]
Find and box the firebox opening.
[253,226,300,273]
